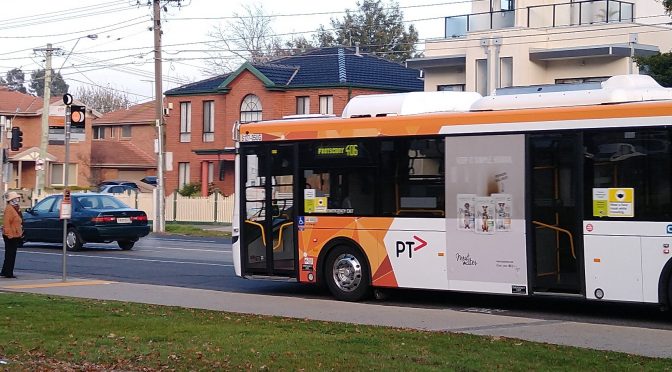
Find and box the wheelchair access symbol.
[298,216,305,232]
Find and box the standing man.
[1,191,23,278]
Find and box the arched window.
[240,94,262,123]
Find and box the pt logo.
[395,235,427,258]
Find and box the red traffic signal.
[70,105,86,128]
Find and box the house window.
[178,162,190,189]
[500,57,513,88]
[203,101,215,142]
[319,95,333,114]
[437,84,465,91]
[476,59,488,96]
[180,102,192,142]
[109,126,117,139]
[121,125,132,138]
[296,96,310,115]
[207,162,214,184]
[49,163,77,186]
[93,127,105,140]
[555,76,610,84]
[240,94,262,123]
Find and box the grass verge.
[0,293,670,371]
[164,223,230,238]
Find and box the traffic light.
[10,127,23,151]
[70,105,86,129]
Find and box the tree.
[74,85,131,114]
[664,0,672,15]
[30,68,69,97]
[316,0,419,63]
[6,68,27,93]
[635,52,672,87]
[205,3,316,73]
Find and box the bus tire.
[324,245,371,301]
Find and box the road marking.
[1,280,113,289]
[148,237,219,243]
[137,246,231,253]
[15,250,234,267]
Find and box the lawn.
[164,223,231,238]
[0,294,670,371]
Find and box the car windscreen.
[75,195,130,209]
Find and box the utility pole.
[34,43,60,195]
[153,0,166,232]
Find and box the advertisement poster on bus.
[445,135,527,294]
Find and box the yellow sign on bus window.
[593,188,634,218]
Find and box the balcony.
[445,9,515,38]
[527,0,634,28]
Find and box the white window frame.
[121,125,132,138]
[203,101,215,142]
[296,96,310,115]
[180,102,192,142]
[319,95,333,115]
[93,126,105,140]
[49,163,77,186]
[178,162,190,189]
[240,95,262,123]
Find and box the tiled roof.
[165,73,230,96]
[165,47,422,95]
[90,140,156,167]
[0,86,96,118]
[94,101,155,125]
[0,86,61,114]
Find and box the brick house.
[164,47,423,196]
[90,101,157,186]
[0,86,100,190]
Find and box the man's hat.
[5,191,21,202]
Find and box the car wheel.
[66,228,83,251]
[118,240,135,250]
[324,245,371,302]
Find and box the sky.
[0,0,470,105]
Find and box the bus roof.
[238,75,672,142]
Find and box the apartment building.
[407,0,672,94]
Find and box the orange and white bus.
[232,75,672,305]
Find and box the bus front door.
[241,144,297,277]
[529,134,583,294]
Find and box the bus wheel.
[325,245,371,301]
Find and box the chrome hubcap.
[66,231,77,248]
[332,253,362,292]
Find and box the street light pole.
[153,0,166,233]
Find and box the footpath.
[1,271,672,359]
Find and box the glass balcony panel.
[528,6,555,28]
[469,12,492,32]
[445,15,467,38]
[492,10,515,30]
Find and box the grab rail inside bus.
[532,220,576,259]
[273,222,294,251]
[244,220,266,246]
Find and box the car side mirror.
[24,208,34,214]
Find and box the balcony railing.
[527,0,634,28]
[445,9,515,38]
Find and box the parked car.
[98,184,138,194]
[22,193,150,251]
[140,176,157,186]
[97,180,140,191]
